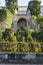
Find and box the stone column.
[13,21,17,31]
[12,15,18,31]
[27,18,31,30]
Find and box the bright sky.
[0,0,5,7]
[18,0,43,6]
[0,0,43,7]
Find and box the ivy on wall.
[0,0,18,27]
[0,9,7,22]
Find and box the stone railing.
[0,42,43,61]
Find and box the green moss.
[0,9,13,28]
[5,9,13,28]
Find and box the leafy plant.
[37,15,43,29]
[21,42,30,52]
[32,29,43,42]
[34,43,41,53]
[0,9,7,22]
[27,30,34,42]
[28,0,41,16]
[6,0,18,14]
[2,29,17,42]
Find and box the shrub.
[26,30,34,42]
[0,31,2,41]
[32,29,43,42]
[34,42,41,53]
[0,42,17,52]
[21,42,30,52]
[2,29,17,42]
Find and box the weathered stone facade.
[0,6,38,31]
[12,6,37,31]
[40,5,43,16]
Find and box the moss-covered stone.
[0,9,13,29]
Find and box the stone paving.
[0,64,43,65]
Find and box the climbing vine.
[0,0,18,22]
[0,9,7,22]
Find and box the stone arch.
[17,18,27,30]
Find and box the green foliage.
[6,0,18,14]
[16,31,22,42]
[34,42,41,53]
[2,29,17,42]
[32,15,37,19]
[16,29,27,42]
[26,30,34,42]
[0,9,13,28]
[5,9,13,28]
[32,29,43,42]
[37,15,43,29]
[0,29,42,52]
[0,42,17,52]
[16,29,34,42]
[0,42,42,52]
[0,0,18,27]
[21,42,30,52]
[28,0,41,16]
[0,31,2,41]
[29,42,34,52]
[0,9,7,22]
